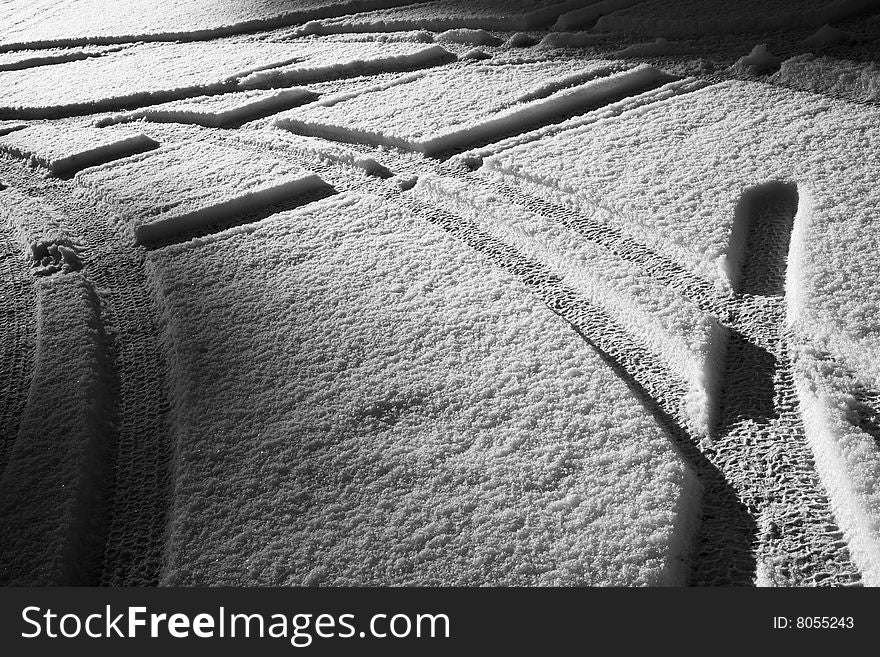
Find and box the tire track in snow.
[401,177,862,585]
[396,194,758,584]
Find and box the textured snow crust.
[147,193,700,585]
[75,141,326,244]
[94,88,319,129]
[276,61,671,154]
[413,174,725,437]
[0,124,158,174]
[772,54,880,103]
[0,273,108,585]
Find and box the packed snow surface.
[413,174,725,437]
[0,39,451,118]
[772,55,880,103]
[0,0,426,47]
[0,124,158,174]
[276,60,671,154]
[95,88,318,129]
[0,273,108,585]
[75,141,327,244]
[148,193,700,585]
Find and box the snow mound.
[732,44,781,75]
[237,43,454,88]
[593,0,878,36]
[504,32,539,48]
[0,188,83,274]
[801,24,860,49]
[0,273,110,585]
[275,61,672,156]
[435,28,502,46]
[792,346,880,586]
[147,193,700,585]
[772,55,880,103]
[0,124,158,175]
[74,141,327,244]
[0,0,425,48]
[553,0,648,31]
[414,174,726,436]
[94,88,318,129]
[297,1,585,35]
[462,48,492,60]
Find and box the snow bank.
[296,1,585,35]
[792,347,880,586]
[0,124,158,174]
[95,88,318,129]
[538,31,605,49]
[0,188,83,274]
[74,141,327,244]
[275,61,671,155]
[237,43,454,88]
[0,273,110,585]
[772,55,880,103]
[801,24,860,49]
[593,0,878,36]
[147,193,700,585]
[0,0,424,48]
[413,174,725,436]
[614,37,680,58]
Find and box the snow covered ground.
[2,0,880,588]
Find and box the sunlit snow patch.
[95,88,318,129]
[147,193,701,585]
[0,125,158,175]
[75,141,327,245]
[413,174,725,437]
[275,61,672,156]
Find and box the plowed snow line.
[397,194,758,585]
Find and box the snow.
[594,0,878,36]
[0,124,158,175]
[0,188,83,275]
[0,39,451,119]
[772,55,880,103]
[275,61,671,155]
[553,0,648,31]
[793,347,880,586]
[435,28,503,46]
[236,43,454,88]
[0,122,26,137]
[94,88,318,129]
[0,0,425,48]
[801,24,861,49]
[296,1,585,35]
[413,174,726,436]
[614,37,680,58]
[147,193,700,585]
[503,32,539,48]
[74,141,327,244]
[0,273,108,585]
[538,31,605,49]
[0,45,126,71]
[732,44,781,75]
